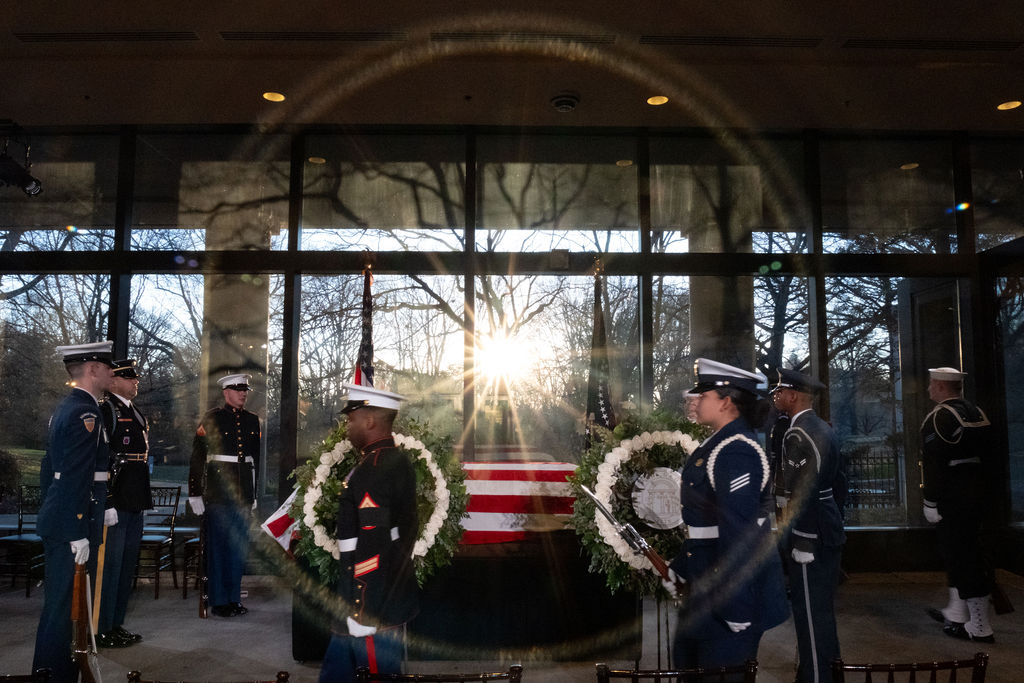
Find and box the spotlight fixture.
[550,91,580,113]
[0,122,42,196]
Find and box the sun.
[475,331,534,390]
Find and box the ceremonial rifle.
[72,564,102,683]
[198,513,208,618]
[579,484,686,594]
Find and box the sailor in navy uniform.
[770,368,846,683]
[921,367,995,643]
[320,383,419,683]
[33,341,114,683]
[664,359,789,671]
[95,359,151,648]
[188,373,261,618]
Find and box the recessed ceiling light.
[900,162,919,170]
[997,100,1021,111]
[262,92,286,102]
[647,95,669,106]
[307,156,327,164]
[616,159,634,167]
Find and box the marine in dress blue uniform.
[95,359,151,647]
[188,373,261,617]
[667,359,788,671]
[320,383,419,683]
[920,367,995,643]
[769,368,846,683]
[33,341,114,683]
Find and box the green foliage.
[569,408,707,596]
[290,418,468,588]
[0,449,21,512]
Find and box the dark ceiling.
[3,1,1023,132]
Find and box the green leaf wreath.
[290,416,469,587]
[569,409,708,596]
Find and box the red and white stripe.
[460,461,577,544]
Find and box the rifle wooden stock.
[72,564,99,683]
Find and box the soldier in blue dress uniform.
[769,368,846,683]
[920,367,995,643]
[95,358,151,648]
[188,373,262,618]
[33,341,114,683]
[320,383,419,683]
[665,359,789,671]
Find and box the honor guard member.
[663,359,788,671]
[33,341,114,683]
[921,367,995,643]
[188,373,261,618]
[769,368,847,683]
[319,383,419,683]
[95,359,151,648]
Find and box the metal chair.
[134,485,181,598]
[595,661,757,683]
[355,665,523,682]
[126,672,289,683]
[0,668,51,683]
[0,484,45,596]
[830,652,988,683]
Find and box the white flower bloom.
[639,432,655,448]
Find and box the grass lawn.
[4,447,44,485]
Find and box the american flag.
[585,274,616,445]
[352,269,374,387]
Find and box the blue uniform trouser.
[319,627,404,683]
[673,628,762,674]
[206,502,248,606]
[788,546,843,683]
[98,508,143,633]
[33,538,78,683]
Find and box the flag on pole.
[585,273,616,446]
[261,488,299,551]
[352,269,374,387]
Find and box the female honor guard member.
[664,359,788,671]
[188,373,261,618]
[33,341,114,683]
[320,383,419,683]
[96,358,151,648]
[769,368,846,683]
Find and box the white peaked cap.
[929,367,966,381]
[340,382,406,412]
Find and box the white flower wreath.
[301,432,450,561]
[593,430,700,573]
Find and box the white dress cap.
[341,382,406,412]
[928,367,966,381]
[56,341,114,365]
[218,373,253,390]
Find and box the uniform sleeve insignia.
[354,554,379,577]
[196,425,206,437]
[82,417,96,433]
[76,513,83,519]
[358,493,379,509]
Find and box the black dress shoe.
[96,632,131,649]
[113,626,143,643]
[229,602,249,616]
[211,604,235,617]
[943,622,995,643]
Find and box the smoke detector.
[550,91,580,113]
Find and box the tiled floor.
[1,570,1019,682]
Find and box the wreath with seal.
[569,409,707,596]
[290,417,469,587]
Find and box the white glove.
[725,620,751,633]
[70,538,90,565]
[104,508,119,527]
[792,548,815,564]
[775,495,788,508]
[660,568,685,599]
[346,616,377,637]
[923,505,942,524]
[188,496,205,516]
[252,499,258,511]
